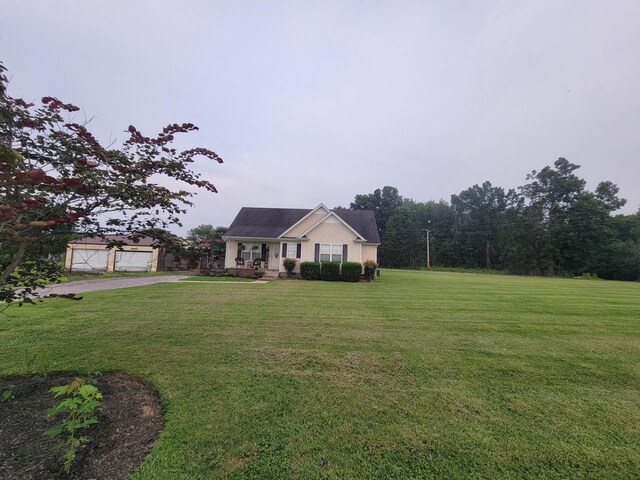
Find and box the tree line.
[348,158,639,281]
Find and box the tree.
[350,186,403,234]
[450,181,514,269]
[519,158,625,275]
[185,224,227,269]
[186,224,227,243]
[0,62,223,305]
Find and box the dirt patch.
[0,373,163,479]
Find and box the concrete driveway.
[39,275,189,296]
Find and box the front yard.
[1,270,639,479]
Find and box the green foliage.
[186,224,227,243]
[1,384,15,402]
[320,261,341,281]
[363,260,378,281]
[341,262,362,282]
[350,186,402,234]
[45,377,103,475]
[282,258,296,274]
[351,158,637,281]
[300,262,321,280]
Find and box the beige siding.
[284,212,328,238]
[300,221,362,263]
[362,244,378,263]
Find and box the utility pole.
[424,222,431,271]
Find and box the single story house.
[223,204,380,274]
[65,235,185,272]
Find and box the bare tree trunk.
[485,240,491,269]
[0,238,27,285]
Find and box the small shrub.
[283,258,296,274]
[320,262,341,281]
[576,272,601,280]
[300,262,321,280]
[1,384,15,402]
[45,377,103,475]
[363,260,378,281]
[341,262,362,282]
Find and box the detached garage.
[70,248,110,272]
[65,235,168,273]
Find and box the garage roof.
[69,234,157,246]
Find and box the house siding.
[301,221,362,263]
[361,244,378,263]
[282,211,328,238]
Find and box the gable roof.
[225,206,380,243]
[278,203,330,238]
[333,208,381,244]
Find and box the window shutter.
[261,243,267,260]
[296,243,301,258]
[314,244,320,262]
[236,244,242,258]
[342,244,348,262]
[282,243,287,257]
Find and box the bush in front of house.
[341,262,362,282]
[363,260,378,281]
[320,261,341,281]
[300,262,321,280]
[283,258,296,275]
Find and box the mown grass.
[61,270,193,283]
[1,270,639,479]
[181,276,255,282]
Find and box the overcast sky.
[2,1,639,234]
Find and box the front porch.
[225,240,283,274]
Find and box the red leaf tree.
[0,62,223,305]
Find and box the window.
[320,244,342,262]
[286,243,298,258]
[240,243,262,261]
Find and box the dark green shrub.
[320,261,341,281]
[300,261,321,280]
[283,258,296,274]
[363,260,378,281]
[341,262,362,282]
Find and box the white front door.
[269,243,280,270]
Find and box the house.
[223,204,380,274]
[65,235,185,272]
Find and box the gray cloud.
[2,1,638,234]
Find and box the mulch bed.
[0,373,163,479]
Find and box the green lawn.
[1,270,639,479]
[181,276,255,282]
[61,270,193,283]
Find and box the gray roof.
[225,206,380,243]
[333,208,381,244]
[226,207,310,238]
[69,234,158,246]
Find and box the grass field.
[181,276,256,282]
[61,270,193,283]
[1,270,639,479]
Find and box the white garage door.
[71,248,109,272]
[115,251,153,272]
